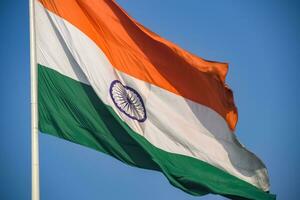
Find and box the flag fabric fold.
[35,0,275,199]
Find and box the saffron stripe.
[38,0,238,130]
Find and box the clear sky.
[1,0,299,199]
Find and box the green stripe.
[38,64,275,200]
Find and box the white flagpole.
[30,0,40,199]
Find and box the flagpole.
[30,0,40,199]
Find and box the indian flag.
[35,0,275,199]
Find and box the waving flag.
[35,0,275,199]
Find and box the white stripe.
[35,1,269,191]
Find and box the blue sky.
[1,0,299,199]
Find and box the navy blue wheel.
[109,80,147,122]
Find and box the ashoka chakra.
[109,80,147,122]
